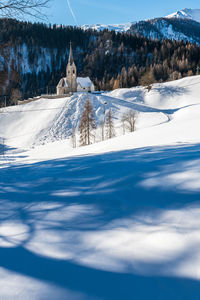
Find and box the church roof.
[77,77,93,88]
[57,78,68,87]
[57,77,93,88]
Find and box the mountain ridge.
[81,8,200,33]
[82,8,200,45]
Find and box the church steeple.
[66,42,77,93]
[68,41,74,65]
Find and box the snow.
[132,18,200,45]
[2,75,200,298]
[81,22,134,32]
[77,77,92,88]
[63,77,69,87]
[166,8,200,23]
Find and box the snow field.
[1,75,200,299]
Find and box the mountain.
[82,8,200,45]
[166,8,200,23]
[81,22,134,33]
[129,17,200,45]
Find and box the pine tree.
[79,100,96,146]
[105,109,115,139]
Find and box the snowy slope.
[130,17,200,45]
[1,75,200,153]
[166,8,200,23]
[2,76,200,299]
[2,75,200,299]
[0,90,167,149]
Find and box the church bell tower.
[66,42,77,93]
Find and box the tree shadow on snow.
[152,85,187,98]
[1,143,200,299]
[0,143,28,167]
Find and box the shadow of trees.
[1,143,200,299]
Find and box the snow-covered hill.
[2,76,200,298]
[166,8,200,23]
[1,75,200,158]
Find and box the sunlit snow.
[1,75,200,298]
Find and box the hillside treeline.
[0,18,200,105]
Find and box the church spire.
[68,42,74,65]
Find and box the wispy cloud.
[67,0,78,26]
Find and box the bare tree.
[100,120,105,141]
[121,114,126,135]
[121,110,136,133]
[100,101,107,141]
[10,88,22,105]
[71,128,76,148]
[105,109,115,139]
[0,0,50,20]
[0,46,10,95]
[79,100,96,146]
[0,69,8,96]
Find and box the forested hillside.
[0,18,200,106]
[129,18,200,45]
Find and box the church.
[57,43,95,95]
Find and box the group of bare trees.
[78,100,116,147]
[0,0,50,105]
[71,99,136,148]
[0,0,50,20]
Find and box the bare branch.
[121,110,136,133]
[0,0,51,21]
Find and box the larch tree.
[122,110,136,133]
[121,114,126,135]
[100,120,105,141]
[105,109,115,139]
[71,128,77,148]
[10,88,22,105]
[79,100,96,146]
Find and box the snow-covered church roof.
[57,78,68,87]
[77,77,93,88]
[58,77,93,88]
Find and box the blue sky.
[45,0,199,25]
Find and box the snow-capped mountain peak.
[166,8,200,23]
[81,22,134,33]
